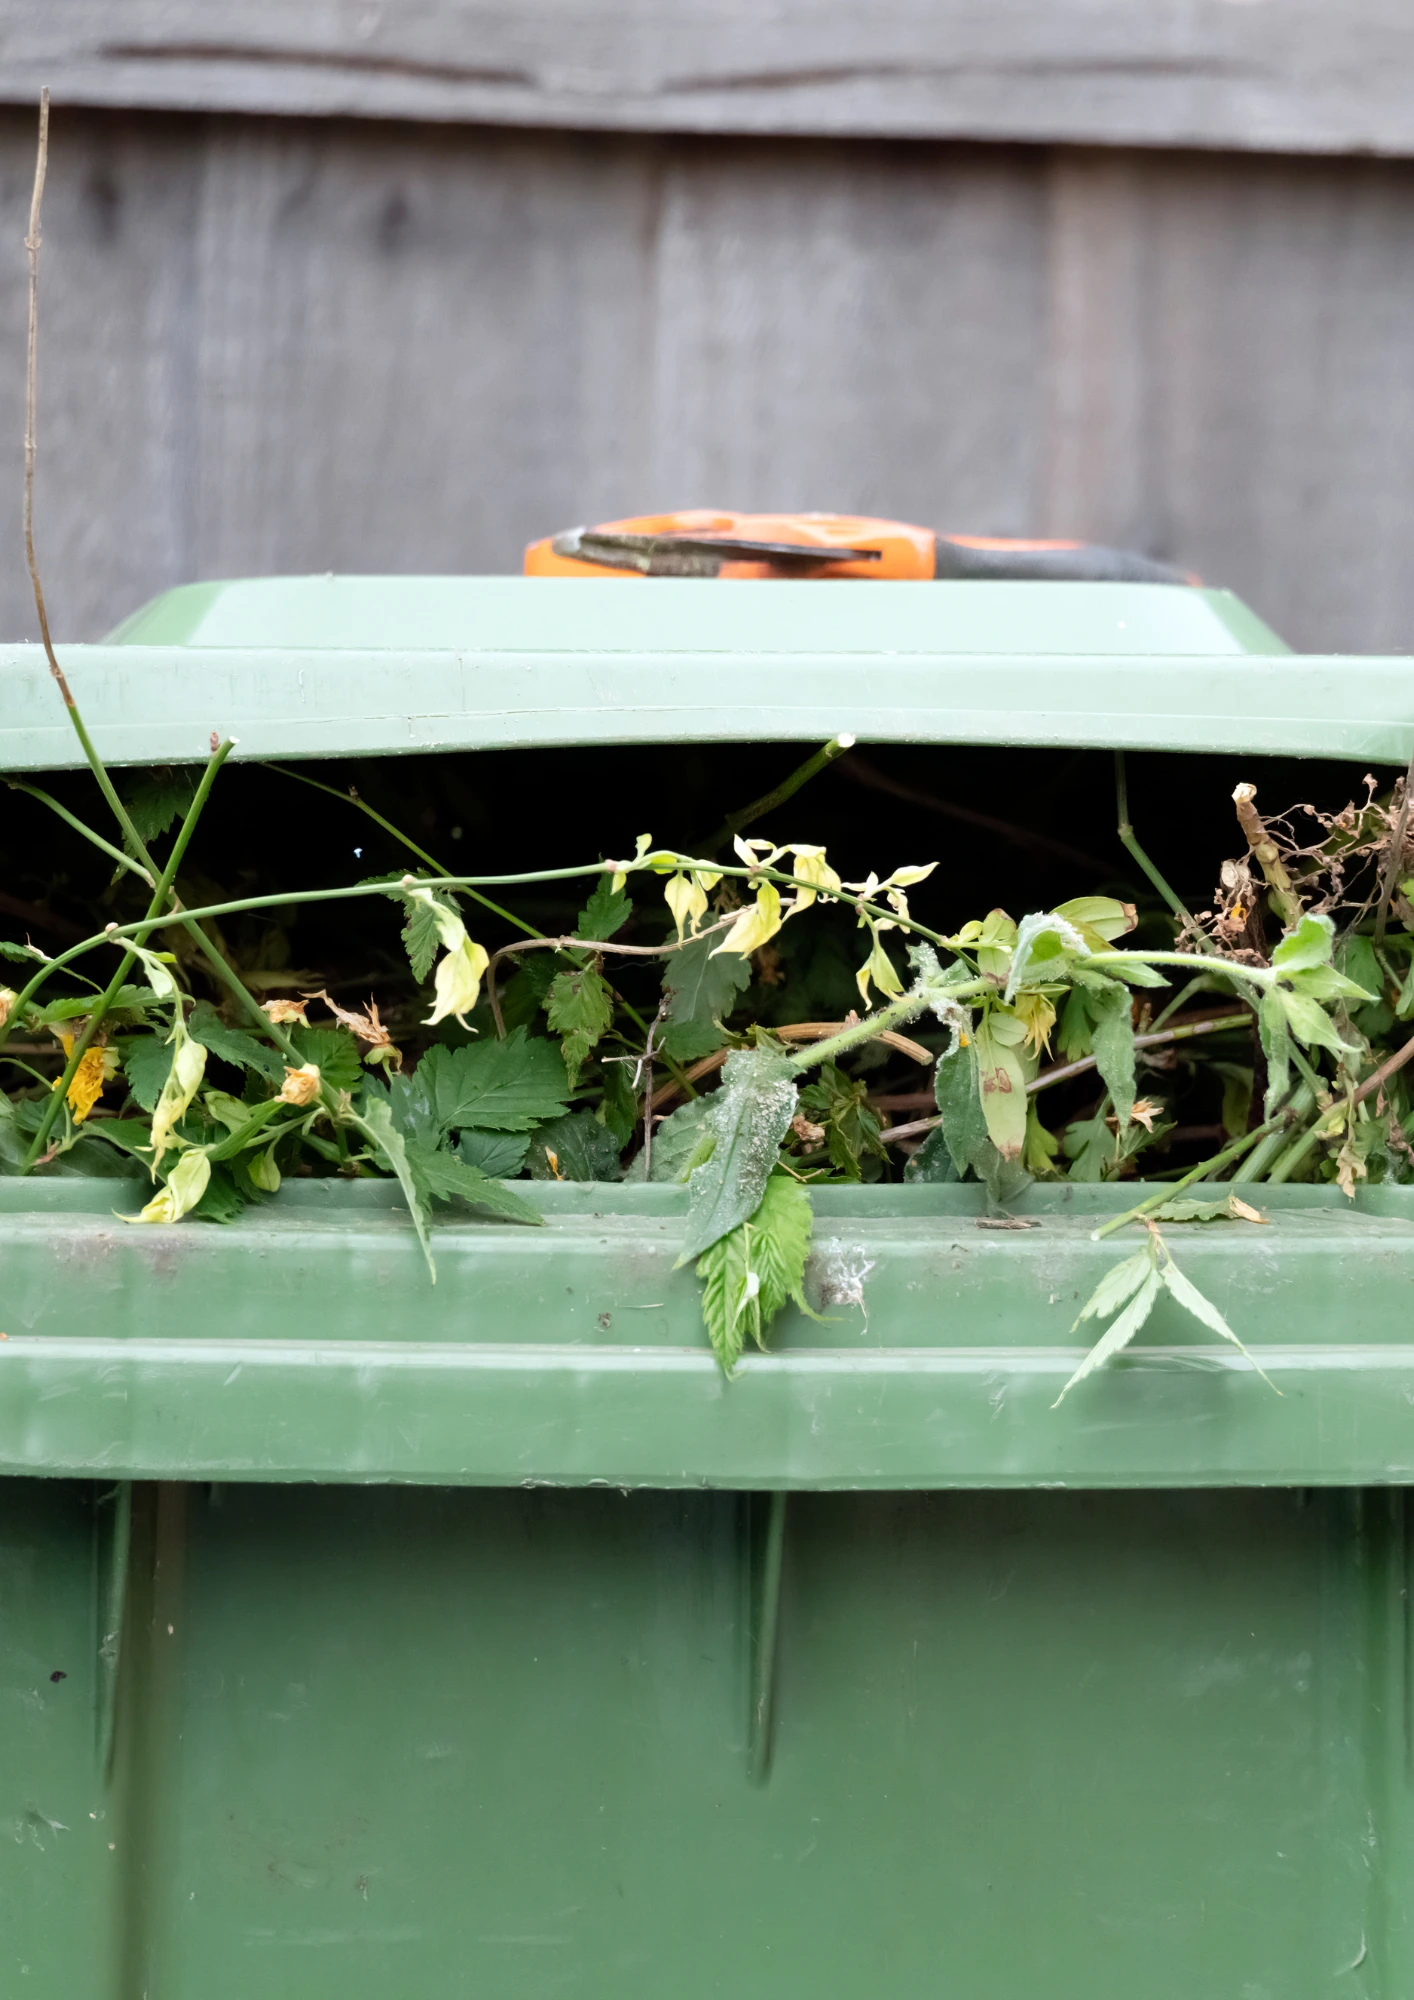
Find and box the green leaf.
[403,1140,543,1225]
[497,955,558,1034]
[1148,1192,1268,1224]
[597,1060,639,1149]
[1088,980,1136,1127]
[123,765,199,844]
[204,1096,287,1162]
[0,939,42,963]
[351,1096,435,1280]
[902,1125,957,1183]
[1337,933,1383,1003]
[1051,895,1137,947]
[1258,988,1291,1116]
[417,1030,572,1133]
[187,1001,285,1082]
[973,1015,1028,1160]
[1074,1246,1154,1324]
[34,984,159,1026]
[798,1061,885,1181]
[659,1018,727,1065]
[663,932,750,1031]
[400,892,444,982]
[544,964,614,1085]
[1005,910,1087,997]
[676,1048,798,1264]
[634,1093,716,1183]
[1279,988,1356,1056]
[455,1128,531,1178]
[1158,1253,1277,1390]
[1270,910,1335,975]
[122,1034,175,1113]
[695,1171,813,1371]
[1054,1258,1162,1404]
[189,1162,249,1224]
[527,1109,624,1181]
[287,1025,363,1094]
[933,1037,1028,1200]
[575,879,632,943]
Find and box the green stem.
[785,983,980,1076]
[698,734,855,857]
[1114,750,1193,926]
[263,763,543,939]
[7,780,154,885]
[22,740,235,1168]
[1091,1114,1288,1240]
[1237,1081,1317,1181]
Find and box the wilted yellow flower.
[0,988,15,1029]
[425,936,491,1029]
[303,990,401,1068]
[149,1033,208,1168]
[128,1147,211,1225]
[278,1062,322,1106]
[788,844,842,912]
[1013,990,1057,1058]
[263,997,308,1025]
[855,923,904,1005]
[664,871,719,941]
[713,882,784,960]
[56,1044,121,1124]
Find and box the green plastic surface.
[1,1477,1408,1996]
[2,1178,1413,1489]
[20,575,1414,774]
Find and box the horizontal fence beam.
[7,2,1414,156]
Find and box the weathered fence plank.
[7,2,1414,157]
[0,111,1412,653]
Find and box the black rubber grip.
[933,537,1193,585]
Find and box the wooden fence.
[3,7,1414,650]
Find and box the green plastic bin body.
[4,578,1414,1999]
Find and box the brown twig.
[640,996,669,1177]
[22,89,69,709]
[1233,782,1304,930]
[1374,750,1414,945]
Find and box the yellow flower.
[278,1062,323,1107]
[664,872,715,941]
[263,997,308,1025]
[57,1044,120,1124]
[1013,991,1057,1058]
[713,882,783,960]
[425,936,491,1028]
[788,844,841,912]
[128,1147,211,1225]
[855,923,904,1005]
[0,988,15,1029]
[149,1033,208,1168]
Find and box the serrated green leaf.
[188,1001,285,1082]
[696,1219,752,1373]
[123,765,199,844]
[189,1162,249,1224]
[350,1095,435,1280]
[415,1030,572,1134]
[663,931,750,1031]
[902,1125,958,1183]
[659,1018,727,1065]
[575,879,632,943]
[287,1025,363,1094]
[1074,1247,1154,1325]
[676,1048,798,1264]
[0,939,42,963]
[400,893,443,982]
[527,1109,624,1181]
[1159,1255,1277,1390]
[403,1140,543,1225]
[748,1172,813,1332]
[455,1128,531,1178]
[545,965,614,1085]
[122,1034,175,1113]
[34,984,158,1026]
[633,1093,716,1182]
[597,1060,639,1149]
[1054,1263,1162,1404]
[1089,979,1136,1127]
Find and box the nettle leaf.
[659,1018,727,1065]
[418,1030,572,1133]
[353,1095,435,1279]
[288,1024,363,1094]
[498,954,558,1034]
[1088,980,1136,1127]
[527,1109,624,1181]
[35,983,158,1027]
[677,1047,798,1264]
[696,1171,813,1371]
[0,939,42,964]
[122,1034,175,1113]
[973,1015,1028,1161]
[798,1061,884,1181]
[123,765,199,844]
[187,1001,285,1082]
[455,1128,531,1178]
[575,878,632,943]
[404,1140,543,1225]
[544,965,614,1085]
[189,1162,249,1225]
[663,931,750,1032]
[1158,1254,1277,1390]
[400,892,444,983]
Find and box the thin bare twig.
[22,88,70,709]
[1374,751,1414,945]
[641,996,669,1177]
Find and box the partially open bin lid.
[3,574,1410,770]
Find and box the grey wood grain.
[1,110,1413,657]
[9,1,1414,157]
